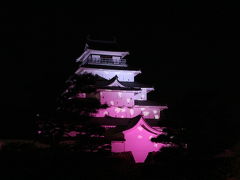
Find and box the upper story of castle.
[70,38,168,119]
[76,38,129,67]
[75,38,141,82]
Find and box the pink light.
[137,126,143,131]
[112,117,165,163]
[110,100,114,105]
[143,111,149,116]
[94,106,161,119]
[77,93,86,98]
[118,92,122,97]
[130,109,134,115]
[67,131,79,137]
[115,107,121,113]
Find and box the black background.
[1,2,239,139]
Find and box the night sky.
[1,3,239,138]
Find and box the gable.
[107,78,125,87]
[123,117,161,135]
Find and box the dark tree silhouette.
[36,73,108,151]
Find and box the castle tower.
[73,38,168,163]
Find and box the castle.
[67,39,168,163]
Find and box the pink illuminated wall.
[134,106,161,119]
[100,91,135,107]
[112,117,165,163]
[94,106,136,118]
[77,88,163,119]
[94,90,162,119]
[94,106,161,119]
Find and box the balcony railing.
[87,57,127,66]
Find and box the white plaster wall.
[134,89,147,101]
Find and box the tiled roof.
[89,115,164,141]
[94,76,152,89]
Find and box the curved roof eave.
[123,115,161,135]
